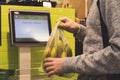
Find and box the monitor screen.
[9,9,51,47]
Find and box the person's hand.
[43,57,66,77]
[57,17,80,33]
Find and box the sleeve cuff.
[74,25,87,42]
[62,57,75,73]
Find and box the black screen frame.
[9,9,51,47]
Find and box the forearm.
[62,45,120,75]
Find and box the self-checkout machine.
[9,9,52,80]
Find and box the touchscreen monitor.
[9,9,51,47]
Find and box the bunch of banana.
[43,27,73,59]
[43,38,72,59]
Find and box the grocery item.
[42,22,73,78]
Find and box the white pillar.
[19,47,31,80]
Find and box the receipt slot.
[9,9,51,80]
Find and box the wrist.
[73,24,81,35]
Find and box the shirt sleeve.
[74,24,87,42]
[62,0,120,75]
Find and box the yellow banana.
[65,44,72,57]
[61,51,67,58]
[50,47,57,57]
[57,40,64,57]
[57,40,63,49]
[43,47,51,58]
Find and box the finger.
[45,66,54,73]
[44,58,54,63]
[58,23,65,28]
[56,16,68,23]
[47,70,56,77]
[58,23,70,30]
[43,62,53,68]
